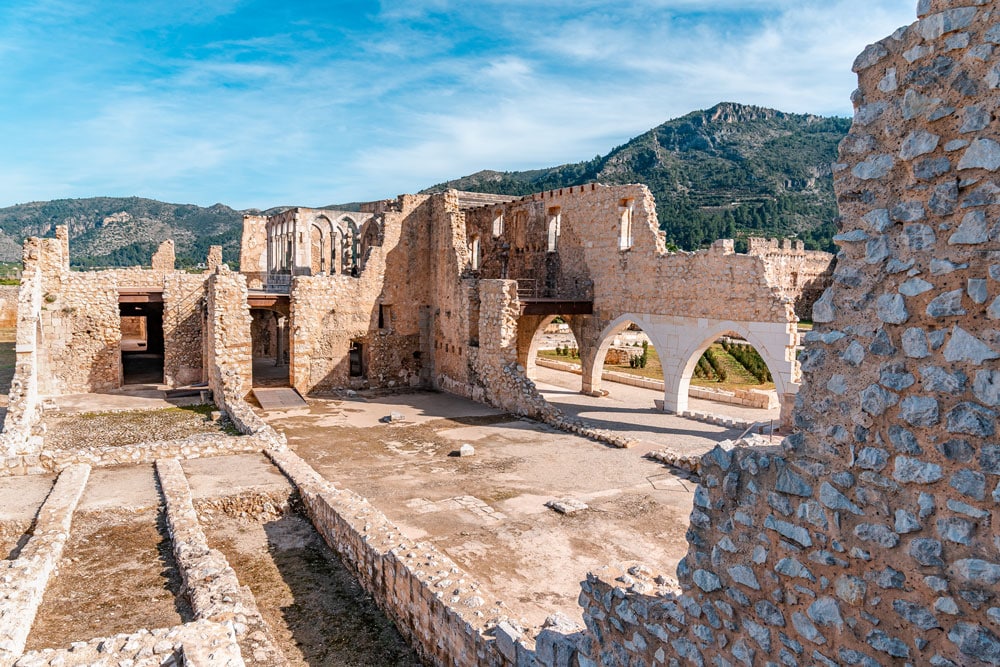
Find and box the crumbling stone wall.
[1,238,48,456]
[0,285,19,329]
[240,214,268,289]
[204,268,252,415]
[150,239,175,271]
[463,186,808,422]
[578,3,1000,665]
[747,237,837,319]
[163,272,208,387]
[288,197,431,394]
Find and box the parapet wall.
[579,2,1000,665]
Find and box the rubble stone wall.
[204,269,261,435]
[1,240,48,456]
[578,3,1000,665]
[463,185,815,324]
[163,273,209,387]
[747,238,838,320]
[0,464,89,665]
[288,197,431,394]
[266,446,513,667]
[0,285,18,329]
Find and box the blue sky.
[0,0,916,210]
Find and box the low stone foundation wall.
[266,446,521,667]
[155,458,287,666]
[0,432,270,478]
[688,385,777,410]
[13,619,244,667]
[0,464,90,665]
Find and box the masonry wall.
[288,197,431,394]
[578,3,1000,665]
[0,285,18,329]
[747,238,837,320]
[464,185,810,325]
[163,273,208,386]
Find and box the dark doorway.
[120,301,164,385]
[250,308,290,387]
[349,340,364,377]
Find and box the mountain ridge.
[423,102,850,250]
[0,102,850,265]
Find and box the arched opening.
[547,207,560,253]
[250,308,289,387]
[674,330,784,421]
[525,314,580,383]
[310,223,325,275]
[619,199,634,250]
[470,235,481,271]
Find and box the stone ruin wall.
[576,3,1000,665]
[162,272,209,387]
[0,285,18,329]
[464,184,812,326]
[288,196,432,394]
[746,237,837,320]
[240,213,268,288]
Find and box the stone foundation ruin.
[4,0,999,664]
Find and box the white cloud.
[0,0,919,209]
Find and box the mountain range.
[0,103,850,267]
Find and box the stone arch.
[584,313,796,418]
[311,215,335,275]
[358,218,383,272]
[583,314,669,396]
[670,321,793,414]
[470,234,481,271]
[517,313,588,388]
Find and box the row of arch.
[521,313,794,417]
[266,213,381,277]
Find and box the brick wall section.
[577,3,1000,665]
[0,464,89,665]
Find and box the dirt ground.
[42,404,239,450]
[265,392,701,629]
[25,508,192,650]
[200,494,422,666]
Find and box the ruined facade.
[28,4,1000,664]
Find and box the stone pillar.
[55,225,69,272]
[205,268,252,407]
[206,245,223,272]
[274,312,285,367]
[151,240,175,271]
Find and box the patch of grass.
[539,342,775,391]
